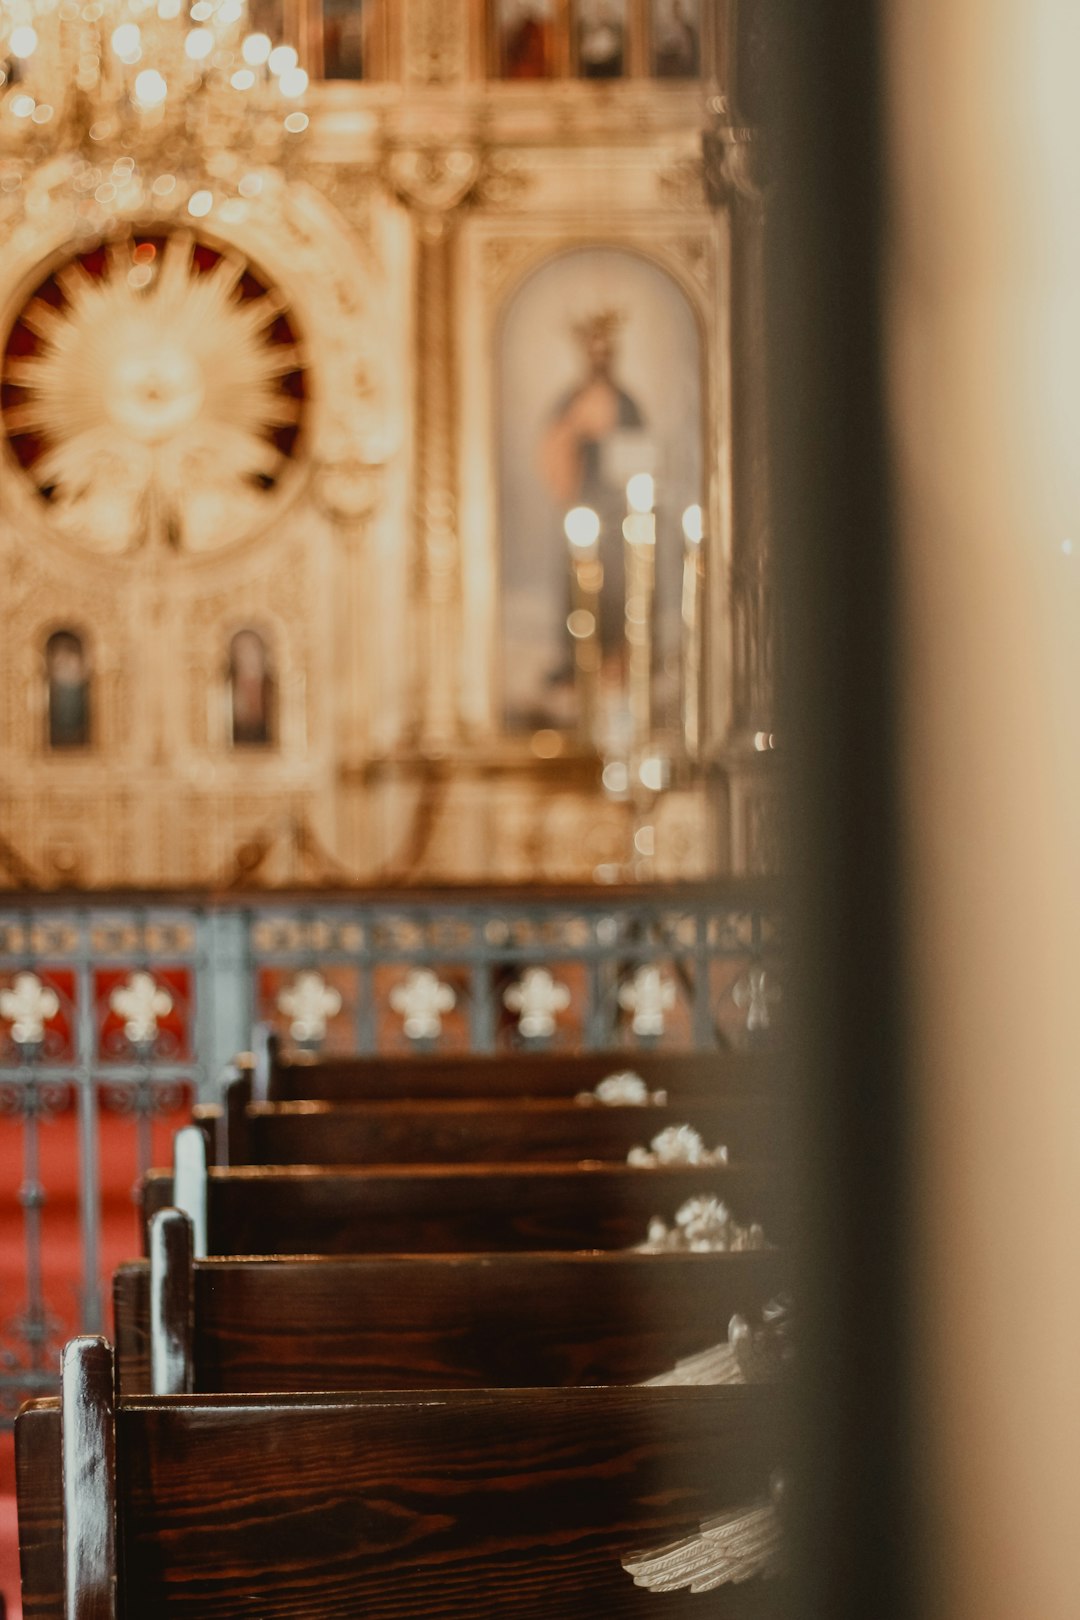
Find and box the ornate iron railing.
[0,882,780,1421]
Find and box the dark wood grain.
[142,1161,783,1255]
[114,1248,787,1395]
[265,1043,775,1103]
[241,1096,780,1167]
[15,1401,63,1620]
[21,1387,785,1619]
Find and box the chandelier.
[0,0,309,235]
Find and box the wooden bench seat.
[17,1337,784,1619]
[210,1095,777,1168]
[115,1211,787,1394]
[143,1143,781,1257]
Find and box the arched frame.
[0,217,318,570]
[457,196,733,755]
[42,626,93,753]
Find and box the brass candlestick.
[564,505,603,746]
[623,473,656,753]
[681,503,705,758]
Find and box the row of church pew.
[16,1038,788,1617]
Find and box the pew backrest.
[213,1095,777,1168]
[254,1026,773,1104]
[116,1211,787,1395]
[144,1139,781,1258]
[18,1336,783,1619]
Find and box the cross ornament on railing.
[109,971,173,1055]
[390,969,456,1043]
[503,967,571,1041]
[0,971,60,1054]
[276,970,343,1050]
[733,966,781,1033]
[618,964,676,1039]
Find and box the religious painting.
[45,630,91,750]
[574,0,627,78]
[228,629,275,748]
[321,0,369,79]
[494,0,555,78]
[498,248,704,739]
[650,0,701,77]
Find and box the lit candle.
[564,505,603,745]
[623,474,656,752]
[681,503,704,756]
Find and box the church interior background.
[0,0,775,894]
[0,3,783,1606]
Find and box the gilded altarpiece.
[0,0,776,888]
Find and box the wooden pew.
[18,1336,784,1618]
[207,1095,776,1168]
[254,1027,772,1104]
[143,1129,782,1257]
[115,1208,787,1395]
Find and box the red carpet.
[0,1089,190,1614]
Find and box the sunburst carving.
[1,229,308,555]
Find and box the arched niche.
[44,628,92,751]
[227,628,277,749]
[496,245,705,742]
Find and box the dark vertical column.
[728,174,772,742]
[766,2,916,1619]
[413,214,462,748]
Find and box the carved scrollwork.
[703,125,770,209]
[385,147,483,216]
[637,1196,768,1255]
[627,1126,729,1168]
[576,1072,668,1108]
[659,155,708,211]
[403,0,468,86]
[313,460,386,526]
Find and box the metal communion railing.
[0,882,780,1421]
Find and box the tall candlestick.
[681,503,704,757]
[624,474,656,752]
[564,505,602,745]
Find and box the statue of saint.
[539,310,649,705]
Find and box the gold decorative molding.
[665,231,716,295]
[385,146,483,218]
[659,155,709,212]
[403,0,469,86]
[477,233,545,297]
[703,125,769,208]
